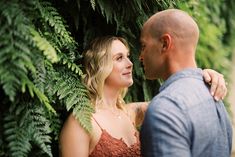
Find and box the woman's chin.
[127,80,133,87]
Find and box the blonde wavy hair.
[83,36,130,109]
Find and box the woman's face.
[105,40,133,89]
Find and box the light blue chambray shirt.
[140,68,232,157]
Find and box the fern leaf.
[73,101,94,132]
[30,104,53,155]
[1,70,19,102]
[52,69,94,132]
[65,92,81,111]
[60,57,84,76]
[30,28,59,63]
[33,85,56,114]
[90,0,96,10]
[4,105,32,157]
[36,1,75,46]
[4,102,53,157]
[58,86,73,100]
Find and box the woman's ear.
[160,34,172,52]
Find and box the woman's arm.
[60,114,90,157]
[129,69,227,127]
[126,102,149,127]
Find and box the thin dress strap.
[92,116,103,130]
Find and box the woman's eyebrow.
[113,52,129,56]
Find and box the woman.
[59,36,227,157]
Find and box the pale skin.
[60,38,227,157]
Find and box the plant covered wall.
[0,0,92,156]
[178,0,235,76]
[0,0,234,156]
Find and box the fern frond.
[24,0,77,64]
[36,0,75,46]
[0,1,38,101]
[30,28,59,63]
[90,0,96,10]
[4,104,32,157]
[30,105,52,157]
[48,113,61,140]
[4,102,53,157]
[26,80,56,114]
[52,69,94,132]
[0,67,20,102]
[61,56,84,76]
[32,55,47,93]
[44,64,93,132]
[73,100,94,132]
[96,0,114,23]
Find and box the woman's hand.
[203,69,227,101]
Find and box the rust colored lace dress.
[89,118,141,157]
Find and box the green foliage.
[34,0,75,47]
[46,67,94,132]
[178,0,233,75]
[3,102,52,157]
[0,1,33,102]
[0,0,90,156]
[30,28,59,63]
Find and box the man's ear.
[160,34,172,52]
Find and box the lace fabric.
[89,116,141,157]
[89,129,141,157]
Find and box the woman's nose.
[126,58,133,68]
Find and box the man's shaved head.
[143,9,199,50]
[140,9,200,80]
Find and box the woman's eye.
[117,56,123,61]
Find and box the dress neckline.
[90,129,139,155]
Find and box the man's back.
[140,68,232,157]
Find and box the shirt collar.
[159,68,203,92]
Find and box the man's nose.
[139,54,143,62]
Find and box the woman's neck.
[100,85,120,109]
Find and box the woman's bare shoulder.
[60,113,90,157]
[60,113,91,140]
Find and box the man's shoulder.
[152,77,212,111]
[161,68,207,91]
[149,94,182,111]
[162,76,209,98]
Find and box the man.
[140,9,232,157]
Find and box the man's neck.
[163,60,197,81]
